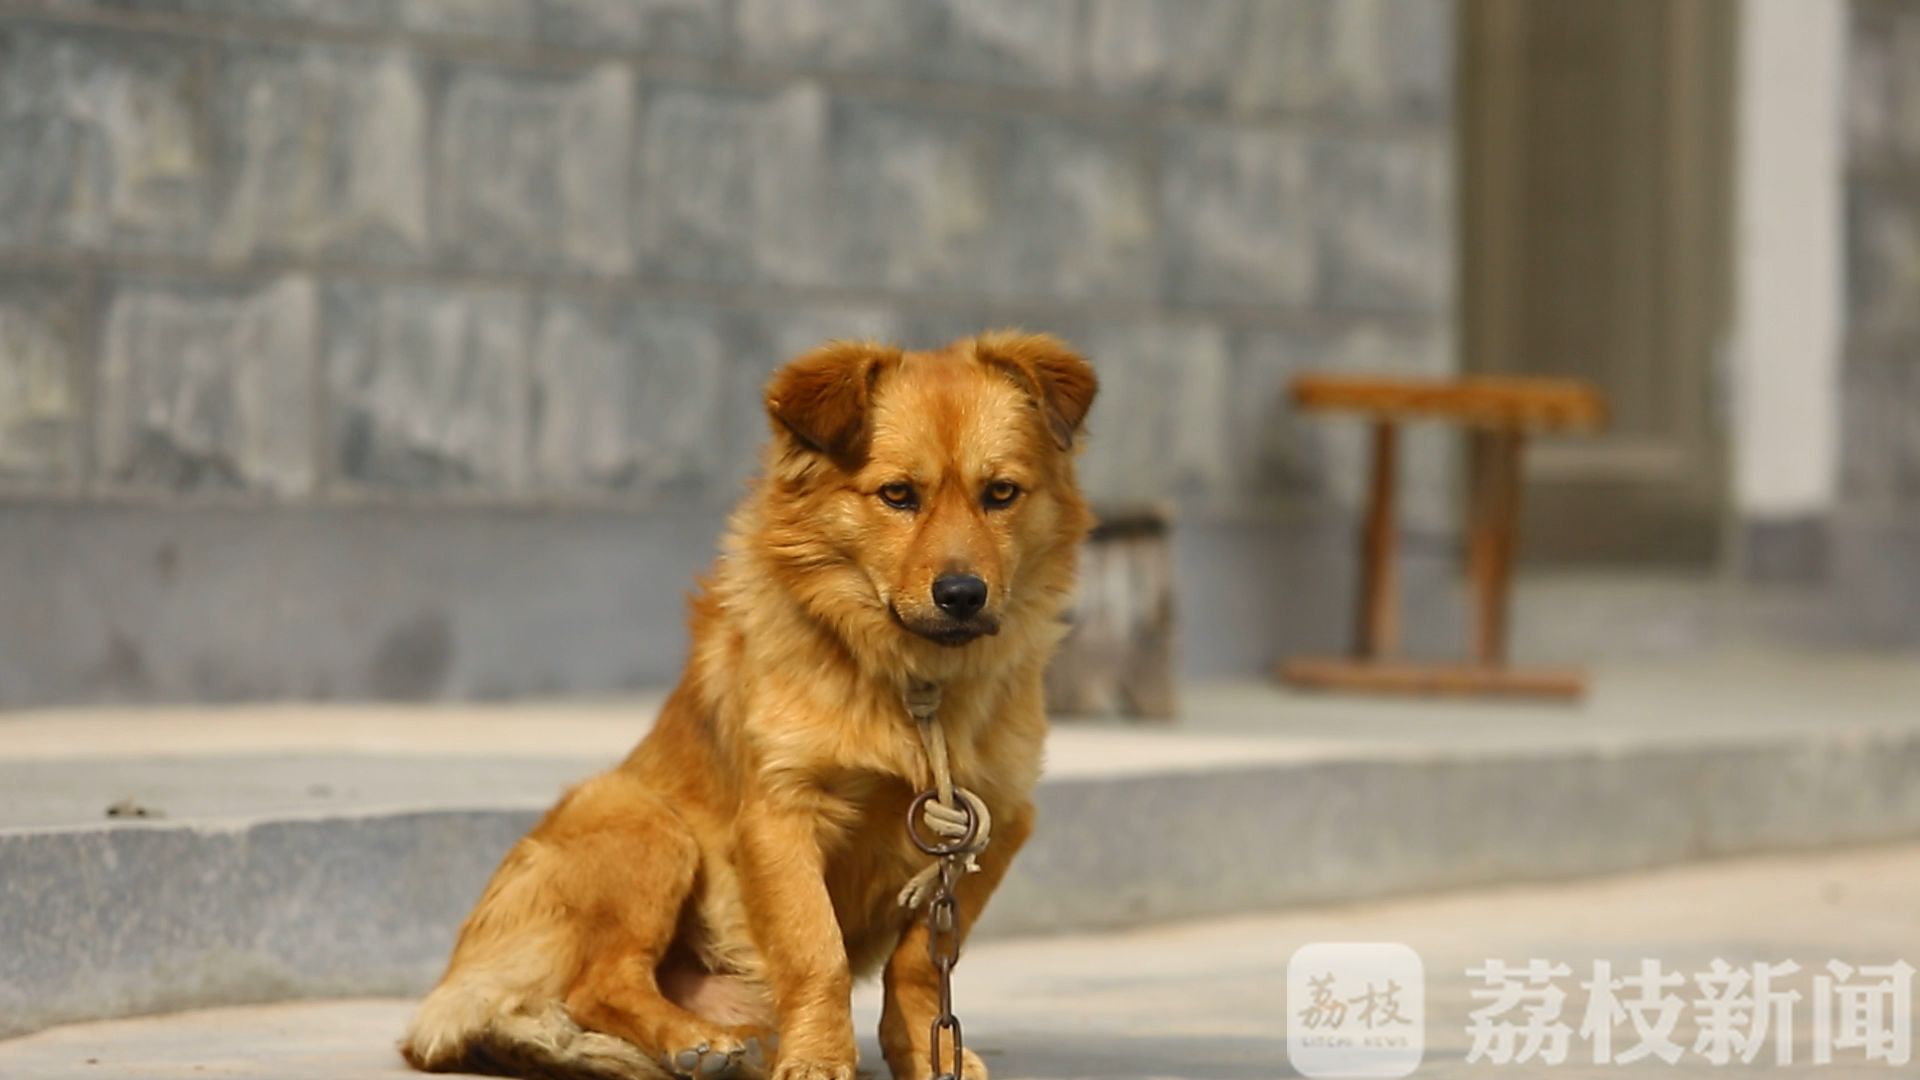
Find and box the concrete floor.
[5,840,1917,1079]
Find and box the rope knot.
[897,680,992,911]
[904,679,942,721]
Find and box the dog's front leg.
[738,806,857,1080]
[880,799,1035,1080]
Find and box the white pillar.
[1732,0,1845,525]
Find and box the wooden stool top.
[1292,373,1607,432]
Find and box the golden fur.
[400,332,1098,1080]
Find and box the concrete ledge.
[998,727,1920,936]
[0,809,537,1040]
[6,657,1920,1039]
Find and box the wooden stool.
[1277,374,1607,699]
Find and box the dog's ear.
[765,340,902,470]
[976,331,1099,450]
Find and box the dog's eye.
[983,481,1021,509]
[878,482,919,510]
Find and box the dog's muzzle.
[891,605,1001,648]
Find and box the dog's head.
[763,331,1098,651]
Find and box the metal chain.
[926,862,965,1080]
[901,681,985,1080]
[907,788,980,1080]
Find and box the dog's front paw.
[768,1058,855,1080]
[954,1048,989,1080]
[924,1049,990,1080]
[882,1047,988,1080]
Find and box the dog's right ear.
[765,340,902,471]
[975,331,1099,451]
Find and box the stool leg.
[1354,420,1400,659]
[1469,428,1525,666]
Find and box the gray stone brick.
[0,26,213,255]
[325,283,531,492]
[535,0,729,55]
[211,43,430,265]
[733,0,922,75]
[1372,0,1453,118]
[432,62,634,275]
[1225,327,1335,504]
[1081,0,1246,106]
[97,275,318,494]
[1076,322,1233,507]
[1160,127,1315,306]
[529,298,726,495]
[85,0,728,49]
[85,0,380,28]
[1847,187,1920,340]
[1237,325,1453,528]
[923,0,1080,89]
[1232,0,1452,120]
[892,311,1090,360]
[1311,135,1452,314]
[1847,3,1894,164]
[391,0,536,38]
[1847,1,1920,166]
[733,0,1076,88]
[1841,357,1920,506]
[88,0,537,41]
[632,83,833,286]
[720,306,901,486]
[985,116,1158,302]
[729,307,903,390]
[0,274,87,487]
[829,101,997,292]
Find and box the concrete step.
[4,652,1920,1040]
[5,840,1918,1079]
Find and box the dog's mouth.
[889,605,1001,648]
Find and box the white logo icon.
[1288,942,1425,1078]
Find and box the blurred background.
[0,0,1912,703]
[7,2,1920,1067]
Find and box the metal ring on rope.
[906,789,984,856]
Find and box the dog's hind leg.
[555,793,772,1079]
[568,953,772,1079]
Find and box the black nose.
[931,574,988,619]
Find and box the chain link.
[926,867,964,1080]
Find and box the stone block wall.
[0,0,1456,703]
[1817,0,1920,649]
[1846,0,1920,512]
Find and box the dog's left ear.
[765,339,903,471]
[976,331,1099,450]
